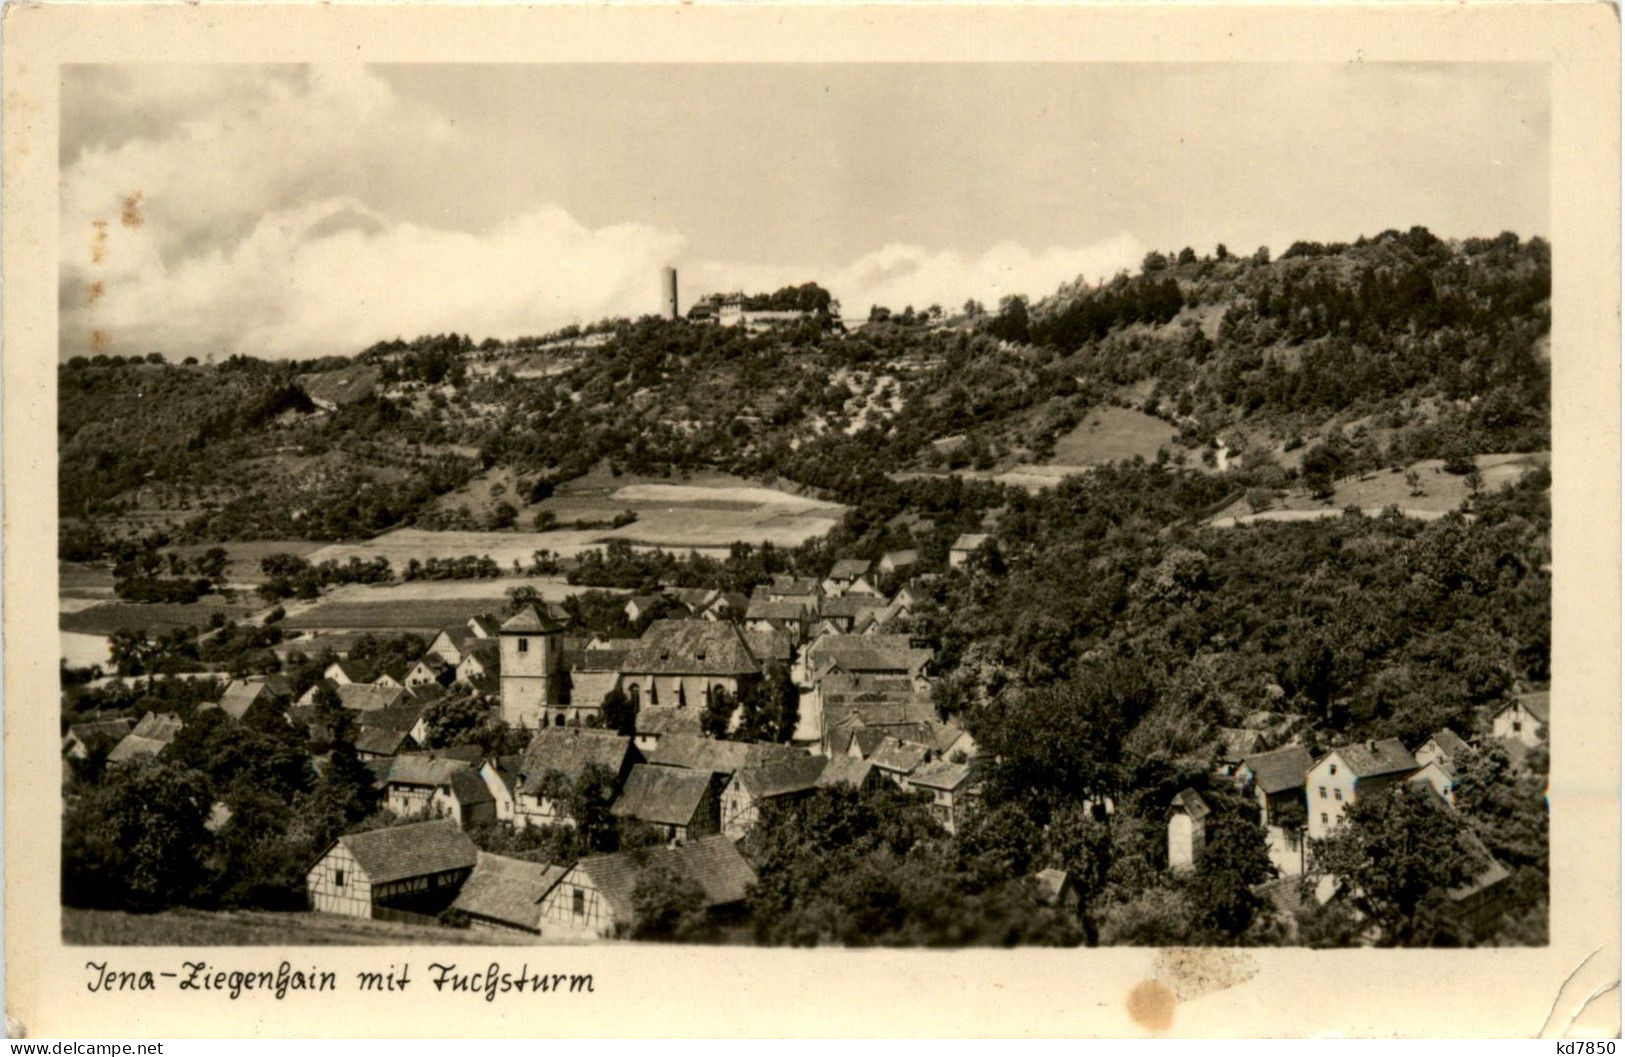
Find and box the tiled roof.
[829,559,872,580]
[634,706,705,740]
[869,737,930,775]
[217,680,269,721]
[337,683,407,713]
[1513,690,1549,724]
[1170,787,1212,821]
[518,729,635,795]
[451,852,556,931]
[610,764,713,827]
[386,754,469,788]
[736,753,828,799]
[334,818,477,885]
[815,756,875,789]
[740,628,793,663]
[449,767,495,807]
[1327,738,1417,779]
[354,727,413,757]
[621,620,765,676]
[576,644,636,672]
[569,835,755,923]
[67,718,134,748]
[746,599,807,622]
[951,533,991,552]
[107,734,170,763]
[908,759,972,792]
[501,604,565,634]
[647,734,756,775]
[357,703,427,735]
[881,549,918,567]
[1426,728,1471,760]
[1242,744,1314,794]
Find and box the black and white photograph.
[6,1,1619,1040]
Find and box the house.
[824,558,872,590]
[450,852,567,938]
[814,595,885,634]
[645,733,759,777]
[815,755,882,792]
[383,755,496,827]
[1415,727,1472,769]
[354,727,418,761]
[632,705,705,752]
[455,640,501,685]
[427,625,480,667]
[878,550,919,577]
[404,657,456,691]
[805,634,933,688]
[500,603,568,729]
[667,587,720,615]
[106,712,184,765]
[762,575,822,604]
[948,533,991,569]
[868,736,932,785]
[744,599,809,642]
[610,763,719,842]
[720,753,829,839]
[324,659,367,686]
[617,620,770,715]
[536,834,755,938]
[701,591,750,623]
[1305,738,1419,841]
[62,718,134,760]
[1236,744,1313,828]
[1167,788,1212,872]
[306,818,477,920]
[1214,727,1265,775]
[906,760,974,834]
[1033,868,1080,911]
[336,683,408,713]
[623,594,665,624]
[1408,758,1459,806]
[208,679,275,721]
[511,729,640,829]
[1491,691,1548,747]
[356,702,431,749]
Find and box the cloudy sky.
[61,63,1548,361]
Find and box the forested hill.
[59,227,1548,547]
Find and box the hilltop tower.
[661,266,679,320]
[499,603,566,729]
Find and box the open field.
[310,474,845,567]
[1047,405,1180,466]
[1208,452,1547,525]
[60,600,259,636]
[60,562,116,599]
[63,907,546,946]
[281,596,509,633]
[166,539,326,586]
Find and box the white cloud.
[60,66,1145,359]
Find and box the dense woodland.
[60,229,1551,945]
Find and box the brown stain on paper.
[121,191,144,229]
[1126,980,1175,1034]
[85,281,104,307]
[1152,947,1258,1001]
[90,219,108,264]
[90,329,111,354]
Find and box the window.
[1333,788,1342,801]
[1329,764,1337,775]
[334,868,345,887]
[1318,786,1327,798]
[518,638,529,653]
[1512,721,1523,732]
[1320,812,1329,825]
[572,889,585,916]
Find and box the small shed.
[1167,788,1212,872]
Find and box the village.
[62,529,1549,943]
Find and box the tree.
[630,863,712,941]
[601,685,637,736]
[700,685,736,739]
[1310,784,1486,946]
[63,760,214,910]
[1184,810,1275,939]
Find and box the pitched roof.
[815,756,875,789]
[647,733,757,775]
[769,575,821,595]
[337,683,407,712]
[1033,868,1073,906]
[576,643,637,671]
[740,628,793,663]
[1425,728,1471,761]
[829,559,872,580]
[518,729,635,794]
[634,706,705,740]
[567,835,755,923]
[870,737,930,775]
[67,718,134,748]
[501,603,565,634]
[217,680,270,721]
[1170,787,1213,821]
[745,599,808,622]
[1513,690,1549,724]
[333,818,477,885]
[357,702,427,734]
[385,754,470,788]
[449,766,495,807]
[107,734,171,763]
[406,744,486,766]
[354,727,413,757]
[951,532,991,552]
[908,759,972,792]
[461,640,500,665]
[1216,727,1265,761]
[451,852,560,931]
[1241,744,1314,794]
[610,764,713,827]
[327,659,368,682]
[881,549,919,567]
[736,753,828,799]
[818,595,884,620]
[1327,738,1417,779]
[621,620,765,676]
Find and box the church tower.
[499,603,565,728]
